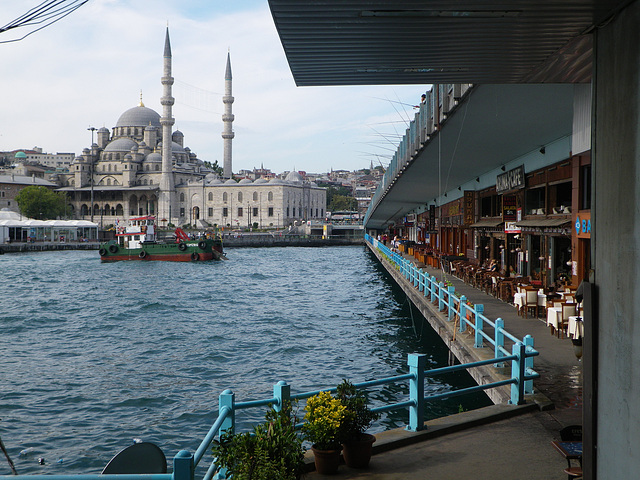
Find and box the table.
[552,441,583,476]
[547,307,562,330]
[568,316,584,339]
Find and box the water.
[0,246,490,474]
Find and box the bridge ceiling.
[364,84,575,229]
[267,1,625,85]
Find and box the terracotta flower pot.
[342,433,376,469]
[311,445,341,475]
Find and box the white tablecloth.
[514,292,546,309]
[547,307,562,329]
[568,316,584,338]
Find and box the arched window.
[146,165,150,171]
[238,192,243,202]
[208,192,213,201]
[148,179,152,185]
[155,164,160,171]
[114,164,117,172]
[268,191,273,202]
[107,178,111,186]
[180,193,185,202]
[143,179,148,185]
[253,191,258,201]
[223,192,228,203]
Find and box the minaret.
[159,28,175,223]
[222,52,234,179]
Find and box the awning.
[515,218,571,227]
[470,219,504,228]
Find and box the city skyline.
[0,0,424,175]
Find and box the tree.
[15,186,68,219]
[203,160,224,176]
[329,194,357,212]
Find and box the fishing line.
[403,294,424,342]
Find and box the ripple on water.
[0,248,491,474]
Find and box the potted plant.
[301,390,346,475]
[212,401,305,480]
[335,380,380,469]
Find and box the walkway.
[307,248,582,479]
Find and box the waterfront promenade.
[306,246,583,478]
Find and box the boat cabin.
[116,216,157,249]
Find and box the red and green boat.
[99,216,224,262]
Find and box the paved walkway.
[307,251,583,479]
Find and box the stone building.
[53,29,325,229]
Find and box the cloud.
[0,0,423,173]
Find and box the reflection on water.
[0,247,490,474]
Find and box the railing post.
[438,281,445,311]
[430,277,437,303]
[274,380,290,412]
[424,272,430,298]
[418,270,424,292]
[524,335,534,394]
[459,296,467,333]
[474,304,484,348]
[407,353,427,431]
[510,342,526,405]
[447,286,455,320]
[174,450,194,480]
[494,318,505,367]
[219,389,235,436]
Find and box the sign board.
[496,165,525,194]
[575,212,592,238]
[503,195,517,222]
[464,191,475,225]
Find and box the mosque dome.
[224,178,237,185]
[116,105,161,128]
[285,171,304,183]
[254,178,268,184]
[15,151,27,159]
[269,178,285,185]
[145,152,162,162]
[208,178,223,185]
[98,127,109,133]
[104,137,138,152]
[239,178,253,184]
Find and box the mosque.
[55,29,326,230]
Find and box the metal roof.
[267,0,625,85]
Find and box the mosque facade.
[54,29,326,230]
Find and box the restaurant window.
[581,164,592,210]
[268,207,274,217]
[549,181,572,213]
[223,207,228,217]
[526,187,545,214]
[238,207,243,217]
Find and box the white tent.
[0,208,98,243]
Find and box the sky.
[0,1,427,175]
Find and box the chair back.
[525,288,538,304]
[564,293,575,303]
[560,425,583,441]
[102,443,167,474]
[561,302,577,319]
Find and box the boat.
[98,216,225,262]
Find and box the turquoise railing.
[2,236,539,480]
[0,348,538,480]
[365,233,537,395]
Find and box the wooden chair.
[523,287,539,318]
[558,303,578,338]
[559,426,582,479]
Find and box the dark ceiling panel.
[268,0,625,85]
